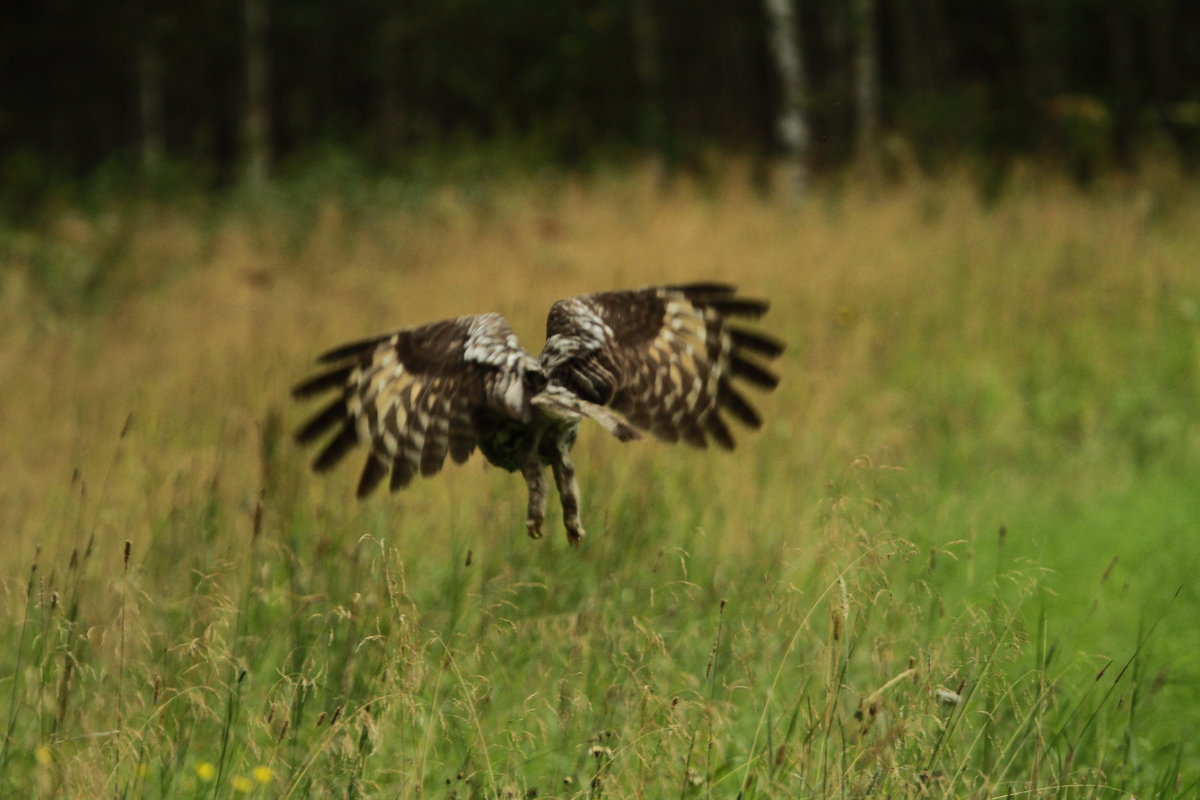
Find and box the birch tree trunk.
[242,0,271,186]
[851,0,881,171]
[763,0,810,198]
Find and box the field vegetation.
[1,164,1198,798]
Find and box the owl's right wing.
[292,313,530,498]
[539,283,784,449]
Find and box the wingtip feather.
[295,398,347,444]
[292,365,354,399]
[356,455,389,498]
[729,327,786,358]
[312,421,359,472]
[730,353,780,390]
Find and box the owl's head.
[522,363,549,396]
[497,354,545,422]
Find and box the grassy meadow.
[1,165,1199,798]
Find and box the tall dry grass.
[4,167,1193,557]
[1,165,1198,797]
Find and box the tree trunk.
[890,0,945,94]
[378,16,405,165]
[890,0,922,95]
[242,0,271,186]
[1107,0,1137,168]
[628,0,667,155]
[137,39,165,172]
[1145,0,1174,107]
[763,0,811,198]
[851,0,881,170]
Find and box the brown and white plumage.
[293,283,783,545]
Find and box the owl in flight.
[293,283,783,545]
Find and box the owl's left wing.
[539,283,784,449]
[293,313,529,498]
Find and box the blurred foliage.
[3,0,1200,211]
[1,172,1198,796]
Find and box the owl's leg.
[521,454,547,539]
[549,442,585,546]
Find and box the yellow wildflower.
[231,775,253,793]
[252,765,275,784]
[196,761,216,781]
[34,745,53,766]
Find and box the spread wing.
[293,313,530,498]
[539,283,784,449]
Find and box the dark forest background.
[4,0,1200,203]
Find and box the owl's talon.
[566,524,585,547]
[526,517,544,539]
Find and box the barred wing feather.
[539,284,784,449]
[292,313,526,497]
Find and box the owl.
[293,283,783,545]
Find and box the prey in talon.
[292,283,783,546]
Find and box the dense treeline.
[3,0,1200,193]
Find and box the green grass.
[1,165,1198,798]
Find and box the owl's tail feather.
[532,387,642,443]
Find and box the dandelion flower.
[252,765,274,784]
[34,745,53,766]
[196,761,216,781]
[231,775,253,793]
